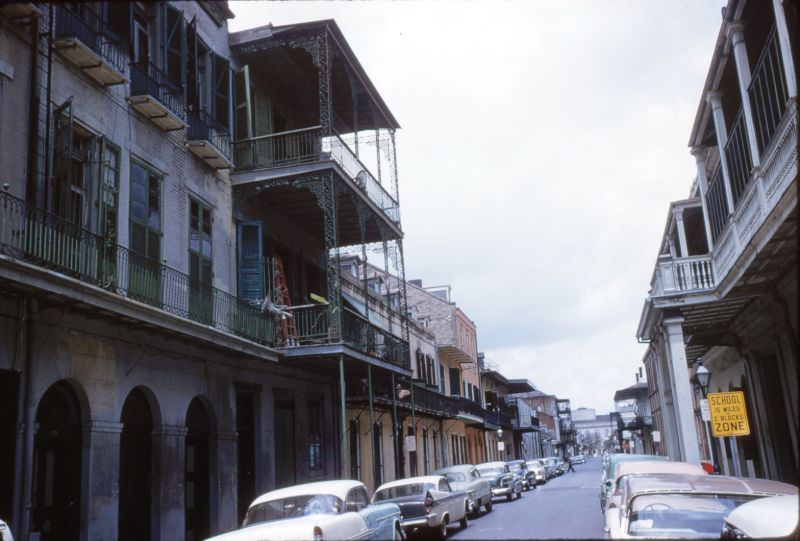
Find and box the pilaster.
[153,424,189,541]
[662,317,701,464]
[84,420,124,541]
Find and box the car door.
[438,478,462,520]
[344,486,372,540]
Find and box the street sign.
[652,430,661,442]
[708,391,750,437]
[405,435,416,452]
[700,398,711,421]
[497,441,505,452]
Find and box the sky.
[228,0,727,414]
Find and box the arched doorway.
[32,381,83,541]
[185,397,211,541]
[119,388,154,541]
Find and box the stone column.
[690,147,716,250]
[727,22,762,167]
[705,91,737,214]
[153,424,188,541]
[214,430,238,535]
[662,318,701,464]
[85,420,124,541]
[772,0,798,97]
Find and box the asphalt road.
[449,458,606,539]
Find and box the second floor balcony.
[129,60,187,131]
[187,110,233,169]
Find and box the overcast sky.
[229,0,727,414]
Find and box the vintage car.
[0,519,14,541]
[373,475,469,539]
[525,459,546,485]
[572,454,586,465]
[606,474,798,539]
[476,461,523,501]
[721,494,798,539]
[506,459,537,490]
[432,464,493,516]
[538,457,557,479]
[552,457,566,475]
[204,480,402,541]
[600,454,669,510]
[603,461,707,533]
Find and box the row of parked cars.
[207,457,566,541]
[599,452,798,539]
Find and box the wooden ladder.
[273,256,298,345]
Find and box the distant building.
[613,381,655,455]
[572,409,614,455]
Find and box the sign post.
[708,391,750,476]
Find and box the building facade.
[637,0,797,483]
[613,382,655,455]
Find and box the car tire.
[459,513,468,530]
[394,522,406,541]
[437,516,449,540]
[485,500,493,513]
[506,493,513,502]
[516,488,522,499]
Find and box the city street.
[450,458,605,540]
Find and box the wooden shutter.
[211,53,230,127]
[234,65,253,140]
[237,221,264,302]
[163,3,185,89]
[52,99,73,219]
[186,18,198,111]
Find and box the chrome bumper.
[491,486,513,496]
[400,513,438,528]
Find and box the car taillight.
[313,525,323,541]
[424,491,433,513]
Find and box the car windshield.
[509,463,524,471]
[628,494,757,538]
[443,472,466,483]
[526,461,541,468]
[478,467,504,476]
[244,494,343,526]
[374,483,430,501]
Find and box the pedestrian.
[567,456,575,472]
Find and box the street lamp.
[496,427,504,459]
[692,358,714,470]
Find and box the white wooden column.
[726,22,761,167]
[772,0,798,97]
[662,317,701,464]
[705,91,736,214]
[672,208,689,257]
[690,147,715,250]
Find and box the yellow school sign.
[708,391,750,437]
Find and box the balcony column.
[772,0,798,97]
[705,91,737,214]
[661,317,701,464]
[690,147,716,251]
[318,29,332,135]
[339,356,349,478]
[367,365,376,487]
[726,22,762,168]
[672,208,690,257]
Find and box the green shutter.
[237,221,264,302]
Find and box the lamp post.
[496,427,504,459]
[693,359,714,469]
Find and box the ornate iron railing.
[342,308,409,370]
[445,396,486,420]
[130,60,186,122]
[724,106,753,207]
[281,303,330,345]
[0,191,273,346]
[705,164,729,243]
[408,383,460,415]
[233,126,322,170]
[748,25,789,154]
[187,109,232,160]
[55,6,126,75]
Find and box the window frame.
[129,159,163,260]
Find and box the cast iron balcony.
[186,110,233,169]
[0,191,273,347]
[724,106,753,208]
[233,127,401,225]
[53,6,127,86]
[129,60,187,131]
[748,24,790,154]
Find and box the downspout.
[16,298,36,541]
[11,298,29,538]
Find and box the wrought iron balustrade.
[705,164,729,243]
[445,396,486,420]
[0,191,273,346]
[342,307,409,370]
[188,109,232,159]
[408,383,458,415]
[724,106,753,207]
[748,25,789,154]
[54,6,126,75]
[130,60,186,122]
[233,127,322,170]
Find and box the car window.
[374,483,428,501]
[244,494,343,526]
[627,494,756,538]
[346,486,370,512]
[444,472,466,483]
[438,479,451,492]
[471,469,479,479]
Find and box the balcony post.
[661,317,701,464]
[368,365,376,487]
[391,373,400,479]
[339,355,349,478]
[705,91,737,214]
[726,22,762,168]
[690,147,716,251]
[672,208,690,257]
[772,0,798,98]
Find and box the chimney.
[635,372,640,384]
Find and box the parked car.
[600,454,669,511]
[552,457,566,475]
[603,461,708,533]
[538,457,557,479]
[721,494,798,539]
[0,519,13,541]
[205,480,402,541]
[432,464,492,517]
[506,459,537,490]
[476,461,523,501]
[525,460,546,485]
[607,474,798,539]
[572,454,586,465]
[373,475,469,539]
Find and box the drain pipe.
[12,297,36,541]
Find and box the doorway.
[185,397,211,541]
[119,388,154,541]
[274,397,296,488]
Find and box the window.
[308,399,324,474]
[188,198,213,321]
[349,419,360,480]
[432,430,439,469]
[373,422,383,486]
[422,428,429,474]
[129,161,162,302]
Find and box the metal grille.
[748,24,789,153]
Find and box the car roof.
[476,461,507,468]
[614,460,706,481]
[250,480,365,507]
[507,459,525,464]
[724,494,799,537]
[376,475,444,491]
[625,474,799,498]
[433,465,474,473]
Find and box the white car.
[373,475,469,539]
[722,494,799,539]
[0,519,14,541]
[205,480,402,541]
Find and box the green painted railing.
[0,191,274,346]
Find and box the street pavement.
[449,458,606,539]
